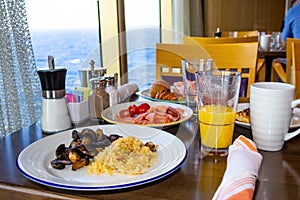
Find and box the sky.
[26,0,159,30]
[26,0,98,30]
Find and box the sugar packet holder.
[67,99,89,123]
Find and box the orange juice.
[199,105,236,149]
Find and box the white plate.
[235,103,300,129]
[235,103,251,129]
[17,124,187,191]
[137,89,185,103]
[101,101,193,127]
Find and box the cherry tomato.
[136,103,150,114]
[128,104,138,117]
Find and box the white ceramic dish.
[17,124,187,191]
[137,89,185,103]
[101,101,193,127]
[235,103,300,129]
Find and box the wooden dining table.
[258,49,286,82]
[1,95,300,200]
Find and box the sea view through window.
[26,0,159,91]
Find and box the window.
[26,0,176,90]
[124,0,160,88]
[26,0,100,91]
[98,0,174,87]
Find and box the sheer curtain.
[0,0,40,137]
[173,0,204,38]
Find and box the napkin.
[212,136,263,200]
[117,83,139,103]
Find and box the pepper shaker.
[89,77,109,119]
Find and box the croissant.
[150,80,171,98]
[155,91,178,101]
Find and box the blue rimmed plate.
[17,124,187,191]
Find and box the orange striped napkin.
[212,136,263,200]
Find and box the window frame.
[98,0,175,85]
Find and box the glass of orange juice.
[195,70,241,158]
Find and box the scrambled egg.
[87,136,158,175]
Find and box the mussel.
[50,128,122,171]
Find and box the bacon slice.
[117,105,183,125]
[166,107,181,121]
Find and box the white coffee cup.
[250,82,300,151]
[260,34,272,51]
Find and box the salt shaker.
[106,76,118,106]
[89,77,109,119]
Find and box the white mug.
[250,82,300,151]
[260,34,272,51]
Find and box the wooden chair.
[292,42,300,99]
[156,42,258,97]
[220,30,259,37]
[156,43,210,85]
[221,31,262,81]
[183,36,259,45]
[183,35,265,82]
[271,38,300,85]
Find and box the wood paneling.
[204,0,285,37]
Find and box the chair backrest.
[156,42,258,97]
[292,42,300,98]
[286,38,300,84]
[156,43,210,84]
[183,35,265,82]
[183,36,258,45]
[220,30,259,37]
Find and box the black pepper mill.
[37,55,72,133]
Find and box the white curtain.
[172,0,204,42]
[0,0,41,137]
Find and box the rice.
[87,136,158,175]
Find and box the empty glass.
[181,58,213,116]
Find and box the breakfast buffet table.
[1,95,300,200]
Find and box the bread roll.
[150,80,170,98]
[155,91,178,101]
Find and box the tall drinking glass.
[181,58,213,116]
[195,70,241,159]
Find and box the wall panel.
[204,0,285,36]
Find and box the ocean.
[30,28,160,91]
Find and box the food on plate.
[236,107,250,123]
[117,103,184,125]
[291,108,300,126]
[149,80,170,98]
[173,80,196,98]
[50,128,122,171]
[136,103,151,114]
[155,90,178,101]
[173,81,185,98]
[186,80,197,93]
[149,80,178,101]
[88,136,158,175]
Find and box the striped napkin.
[212,136,263,200]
